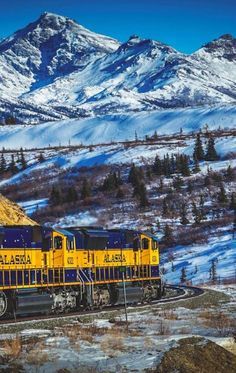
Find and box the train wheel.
[0,291,7,318]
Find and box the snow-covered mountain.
[0,12,119,98]
[0,13,235,123]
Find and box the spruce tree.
[180,267,187,283]
[19,148,27,169]
[192,202,202,224]
[163,154,171,177]
[204,175,212,188]
[0,153,6,174]
[153,130,158,140]
[65,186,78,203]
[225,165,234,181]
[50,185,61,206]
[81,179,91,199]
[153,155,162,176]
[9,154,18,174]
[229,193,236,210]
[193,156,200,173]
[180,155,190,177]
[162,224,174,245]
[209,259,217,283]
[218,184,227,204]
[173,175,183,191]
[139,183,149,208]
[180,203,189,225]
[162,198,168,216]
[233,208,236,239]
[193,133,205,161]
[187,180,193,194]
[205,136,219,161]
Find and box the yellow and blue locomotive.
[0,225,161,318]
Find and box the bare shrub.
[200,311,236,336]
[2,335,22,360]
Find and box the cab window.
[54,236,63,249]
[133,238,140,251]
[152,241,158,250]
[67,239,74,251]
[142,238,149,250]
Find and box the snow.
[0,104,235,150]
[19,198,49,215]
[0,14,235,122]
[162,233,236,285]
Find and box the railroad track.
[0,284,204,326]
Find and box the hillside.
[0,194,37,225]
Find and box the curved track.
[0,284,205,326]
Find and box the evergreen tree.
[50,185,61,205]
[153,155,162,176]
[192,202,202,224]
[9,154,18,174]
[138,183,149,208]
[158,177,164,192]
[218,184,227,204]
[180,267,187,283]
[187,180,193,194]
[209,259,217,283]
[81,179,91,199]
[0,153,6,174]
[65,186,78,203]
[229,193,236,210]
[145,166,152,180]
[180,203,189,225]
[180,155,190,177]
[153,130,158,140]
[19,148,27,169]
[163,154,171,177]
[233,209,236,239]
[128,164,143,186]
[193,133,205,161]
[170,154,176,174]
[162,198,168,216]
[5,116,17,125]
[173,175,184,191]
[204,175,212,188]
[205,136,219,161]
[225,165,234,181]
[102,172,120,191]
[193,156,200,173]
[199,195,206,220]
[162,224,174,245]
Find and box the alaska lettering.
[0,255,32,265]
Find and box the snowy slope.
[162,233,236,285]
[0,104,235,150]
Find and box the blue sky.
[0,0,235,53]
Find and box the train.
[0,225,162,318]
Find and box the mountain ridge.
[0,13,235,123]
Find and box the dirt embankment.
[0,194,37,226]
[149,337,236,373]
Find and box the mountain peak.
[201,33,236,60]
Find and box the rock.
[0,194,37,225]
[149,337,236,373]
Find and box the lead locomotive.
[0,226,162,318]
